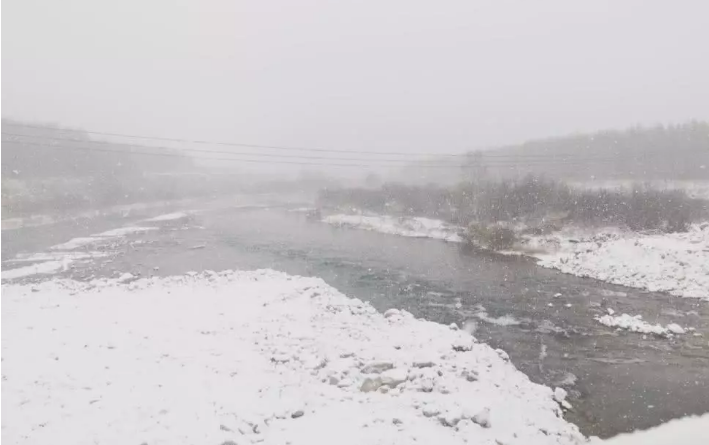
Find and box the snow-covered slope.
[2,270,584,445]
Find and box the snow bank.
[528,224,709,300]
[595,311,689,337]
[48,237,103,250]
[6,251,107,263]
[323,214,463,242]
[49,226,157,251]
[3,226,157,281]
[288,207,318,213]
[92,226,158,237]
[1,260,67,280]
[598,413,709,445]
[144,212,190,222]
[2,270,584,445]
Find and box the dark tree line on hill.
[467,121,709,181]
[1,119,197,216]
[1,118,191,179]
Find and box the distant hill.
[400,122,709,184]
[1,119,192,179]
[1,119,197,216]
[468,121,709,181]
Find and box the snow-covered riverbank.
[2,270,584,445]
[322,213,709,300]
[323,214,463,242]
[527,223,709,301]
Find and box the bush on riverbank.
[318,176,708,233]
[463,222,517,249]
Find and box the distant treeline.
[1,119,191,179]
[1,119,201,216]
[406,122,709,183]
[478,121,709,180]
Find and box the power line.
[9,121,662,160]
[3,122,472,158]
[2,139,614,169]
[1,140,376,168]
[4,122,707,162]
[1,132,460,164]
[1,132,648,166]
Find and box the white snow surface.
[144,212,190,222]
[527,223,709,300]
[323,214,463,242]
[49,226,157,251]
[3,224,161,282]
[92,226,158,238]
[49,236,104,251]
[3,225,158,281]
[2,270,584,445]
[1,260,67,280]
[6,251,107,263]
[597,413,709,445]
[595,312,688,337]
[2,252,109,281]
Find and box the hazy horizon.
[3,0,709,154]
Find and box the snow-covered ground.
[527,224,709,300]
[323,214,463,242]
[320,212,709,301]
[2,270,585,445]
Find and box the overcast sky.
[3,0,709,154]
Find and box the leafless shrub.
[463,223,517,249]
[319,176,707,233]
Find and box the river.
[3,201,708,438]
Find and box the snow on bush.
[2,270,584,445]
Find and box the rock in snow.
[360,377,383,393]
[362,361,394,374]
[2,269,585,445]
[380,367,409,387]
[471,407,492,428]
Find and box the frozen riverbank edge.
[3,269,585,445]
[323,214,709,301]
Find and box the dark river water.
[3,202,709,438]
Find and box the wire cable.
[2,138,619,169]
